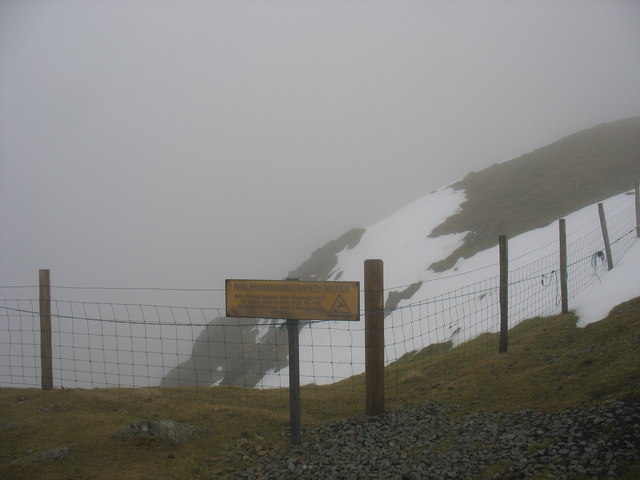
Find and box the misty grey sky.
[1,0,640,297]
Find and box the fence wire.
[1,195,638,415]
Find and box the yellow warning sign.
[225,279,360,321]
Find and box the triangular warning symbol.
[329,295,351,314]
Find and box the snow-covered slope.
[326,187,467,289]
[258,188,639,387]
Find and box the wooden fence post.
[498,236,509,354]
[39,269,53,390]
[598,203,614,271]
[285,277,301,445]
[635,182,639,238]
[365,259,384,416]
[559,219,569,314]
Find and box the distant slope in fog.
[429,115,640,271]
[162,115,640,388]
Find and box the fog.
[1,0,640,301]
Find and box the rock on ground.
[114,419,210,445]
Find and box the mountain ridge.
[162,115,640,388]
[286,115,640,279]
[429,115,640,270]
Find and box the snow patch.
[258,189,639,387]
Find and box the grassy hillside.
[2,297,639,480]
[429,116,640,271]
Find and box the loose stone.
[233,399,640,479]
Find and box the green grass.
[386,297,640,413]
[1,297,639,480]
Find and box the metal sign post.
[287,318,301,445]
[225,278,360,445]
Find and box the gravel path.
[233,398,640,480]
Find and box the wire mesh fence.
[1,193,638,415]
[384,194,639,401]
